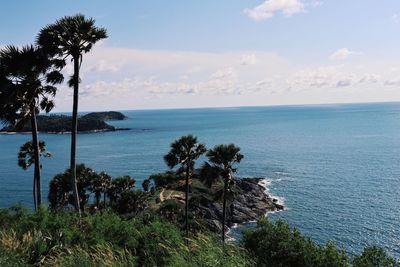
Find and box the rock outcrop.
[196,178,284,233]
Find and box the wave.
[258,178,286,212]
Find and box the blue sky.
[1,0,400,111]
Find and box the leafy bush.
[242,217,350,267]
[149,171,180,188]
[353,246,399,267]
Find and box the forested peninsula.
[0,111,129,133]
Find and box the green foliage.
[48,165,147,215]
[158,199,184,224]
[107,175,136,203]
[17,141,51,170]
[114,190,149,215]
[1,114,116,133]
[164,134,206,172]
[0,207,252,266]
[48,164,97,210]
[352,246,399,267]
[242,217,350,267]
[0,45,62,128]
[82,111,127,121]
[149,171,180,188]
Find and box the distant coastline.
[0,111,130,134]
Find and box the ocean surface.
[0,102,399,257]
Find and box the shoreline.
[258,178,285,210]
[226,178,285,241]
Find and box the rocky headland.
[195,178,284,233]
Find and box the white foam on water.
[258,178,286,213]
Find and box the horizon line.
[50,100,400,114]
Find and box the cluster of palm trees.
[164,135,243,242]
[0,14,107,212]
[48,164,149,215]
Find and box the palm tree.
[203,144,243,242]
[48,164,97,211]
[107,176,136,206]
[18,141,52,210]
[89,171,111,209]
[0,45,63,209]
[37,14,107,214]
[164,135,206,241]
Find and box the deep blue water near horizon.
[0,102,399,257]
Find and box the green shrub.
[353,246,399,267]
[0,206,398,267]
[242,217,350,267]
[149,172,179,188]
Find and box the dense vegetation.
[0,207,251,266]
[82,111,128,121]
[0,206,398,266]
[1,114,115,133]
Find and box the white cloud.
[330,48,356,60]
[384,79,400,86]
[336,79,352,87]
[49,43,400,111]
[244,0,305,21]
[240,54,257,65]
[86,60,121,73]
[359,74,379,84]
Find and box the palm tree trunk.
[103,192,106,209]
[70,54,81,215]
[96,192,100,208]
[185,162,190,243]
[222,173,228,243]
[30,107,41,208]
[33,177,37,211]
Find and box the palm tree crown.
[0,45,63,126]
[37,14,107,62]
[206,144,243,170]
[164,135,206,170]
[0,45,63,210]
[18,141,52,170]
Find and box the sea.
[0,102,399,257]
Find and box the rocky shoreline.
[197,177,284,233]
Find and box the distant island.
[0,111,130,133]
[81,111,128,121]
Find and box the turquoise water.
[1,102,399,257]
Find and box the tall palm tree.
[18,141,52,210]
[37,14,107,214]
[0,45,63,209]
[89,171,111,209]
[203,144,243,242]
[164,135,206,241]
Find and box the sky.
[1,0,400,111]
